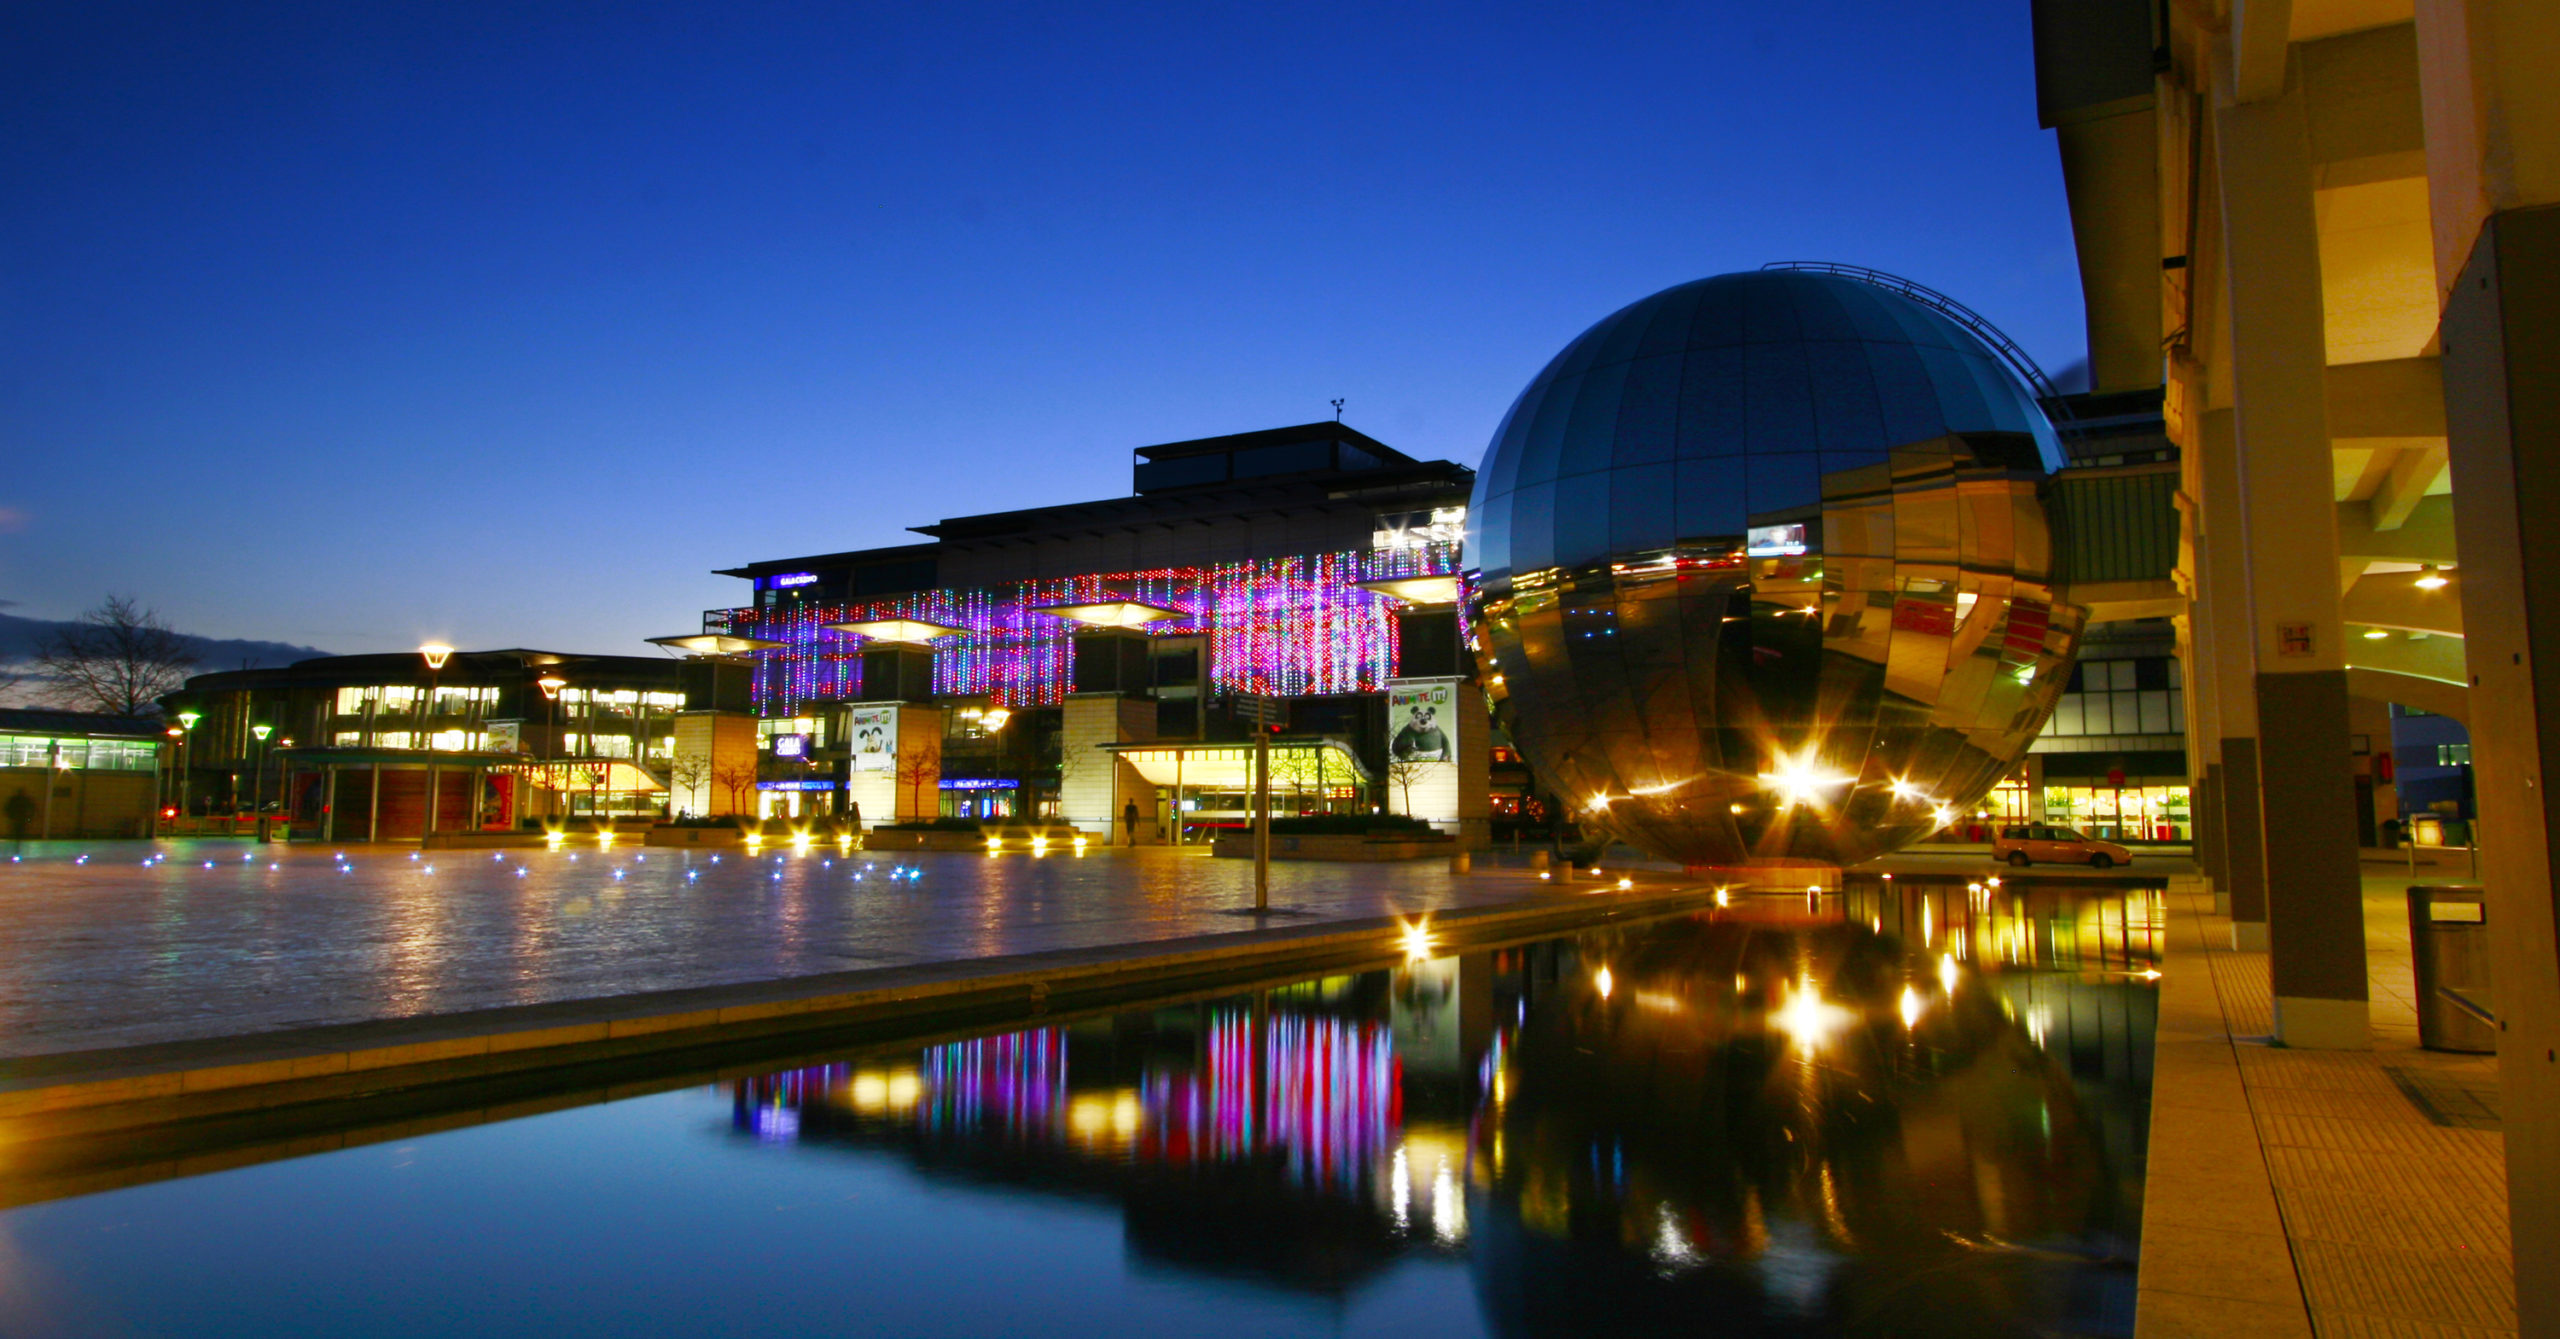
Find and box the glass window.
[1608,464,1675,555]
[1672,456,1746,540]
[1744,453,1820,521]
[1551,471,1615,570]
[1611,354,1681,467]
[1233,441,1333,479]
[1743,340,1816,454]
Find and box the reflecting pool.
[0,879,2157,1338]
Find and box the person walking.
[1122,799,1140,846]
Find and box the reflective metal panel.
[1469,271,2084,867]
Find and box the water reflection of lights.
[1898,985,1926,1028]
[1769,980,1854,1051]
[1759,749,1852,809]
[1939,952,1960,994]
[1652,1204,1703,1272]
[1594,966,1615,999]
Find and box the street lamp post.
[175,710,201,827]
[250,723,273,834]
[40,740,61,840]
[419,645,453,838]
[538,675,567,821]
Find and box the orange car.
[1993,823,2134,869]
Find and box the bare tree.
[35,596,198,717]
[712,759,759,816]
[894,744,938,822]
[667,751,711,816]
[1384,755,1432,819]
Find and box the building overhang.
[1356,575,1463,607]
[827,618,967,645]
[648,634,785,656]
[1028,600,1182,629]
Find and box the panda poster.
[1386,680,1457,763]
[847,706,898,772]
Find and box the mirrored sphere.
[1467,270,2084,867]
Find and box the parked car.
[1994,824,2133,869]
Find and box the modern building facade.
[2035,0,2560,1320]
[169,649,725,839]
[703,422,1492,843]
[0,708,165,839]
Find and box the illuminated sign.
[939,778,1019,790]
[1746,523,1808,557]
[772,572,820,589]
[771,733,809,759]
[756,779,837,791]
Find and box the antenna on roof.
[1330,398,1345,423]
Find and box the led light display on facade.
[713,544,1462,715]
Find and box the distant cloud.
[0,506,26,533]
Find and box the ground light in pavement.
[0,880,2160,1337]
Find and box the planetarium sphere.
[1467,269,2083,868]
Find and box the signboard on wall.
[847,706,898,772]
[1387,681,1458,762]
[487,720,522,754]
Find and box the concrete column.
[2198,409,2272,939]
[2218,63,2371,1049]
[2420,0,2560,1320]
[2441,203,2560,1334]
[2184,597,2235,906]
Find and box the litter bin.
[2408,885,2496,1053]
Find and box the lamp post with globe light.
[175,710,201,824]
[250,724,273,835]
[538,675,567,821]
[419,645,454,836]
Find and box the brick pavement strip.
[2135,879,2516,1339]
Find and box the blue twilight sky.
[0,1,2085,657]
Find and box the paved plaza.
[2137,869,2512,1337]
[0,840,1545,1059]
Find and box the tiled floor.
[2138,873,2513,1338]
[0,840,1553,1058]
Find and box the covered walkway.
[2139,871,2509,1336]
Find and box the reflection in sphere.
[1468,270,2083,868]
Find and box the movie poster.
[1386,681,1457,762]
[847,706,898,772]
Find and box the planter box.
[420,831,551,850]
[861,829,994,852]
[1209,832,1455,861]
[644,825,750,848]
[864,825,1087,852]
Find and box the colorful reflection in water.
[720,878,2159,1335]
[0,877,2157,1338]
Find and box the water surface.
[0,879,2157,1337]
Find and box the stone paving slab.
[0,840,1561,1059]
[2135,876,2514,1338]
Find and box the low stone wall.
[865,825,1087,852]
[1209,832,1456,862]
[643,826,749,848]
[420,831,552,850]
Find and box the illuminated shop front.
[2043,781,2192,843]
